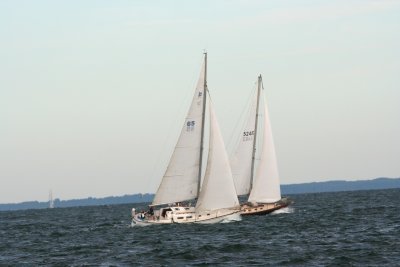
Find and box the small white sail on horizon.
[49,190,54,209]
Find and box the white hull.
[194,212,241,224]
[131,206,241,226]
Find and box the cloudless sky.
[1,0,399,203]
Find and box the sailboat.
[131,53,241,225]
[49,190,54,209]
[230,75,291,216]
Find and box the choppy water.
[1,189,399,266]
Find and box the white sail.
[152,62,205,205]
[230,92,257,195]
[248,92,281,203]
[49,190,54,209]
[196,96,240,212]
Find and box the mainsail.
[196,95,240,212]
[152,62,206,206]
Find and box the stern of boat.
[240,197,293,216]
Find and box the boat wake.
[130,221,151,227]
[221,213,242,223]
[271,207,294,215]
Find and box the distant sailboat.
[131,53,241,225]
[230,75,291,215]
[49,190,55,209]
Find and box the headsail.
[248,78,281,203]
[152,62,206,206]
[230,91,258,196]
[196,95,240,212]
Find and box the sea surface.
[1,189,399,266]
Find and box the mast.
[249,75,262,191]
[197,52,208,197]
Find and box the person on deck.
[148,206,154,216]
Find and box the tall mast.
[197,52,207,197]
[249,75,262,192]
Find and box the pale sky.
[1,0,399,203]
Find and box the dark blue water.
[1,189,399,266]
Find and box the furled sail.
[248,90,281,203]
[230,91,257,196]
[196,96,240,212]
[152,62,206,205]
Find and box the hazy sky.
[1,0,399,203]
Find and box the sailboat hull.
[131,207,241,226]
[194,209,241,224]
[240,198,292,216]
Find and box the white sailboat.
[131,53,241,225]
[230,75,291,216]
[49,190,54,209]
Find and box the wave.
[221,213,242,223]
[271,206,294,214]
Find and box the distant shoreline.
[281,177,400,194]
[1,177,399,211]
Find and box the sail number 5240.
[243,131,255,137]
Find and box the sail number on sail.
[186,121,196,131]
[243,130,254,141]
